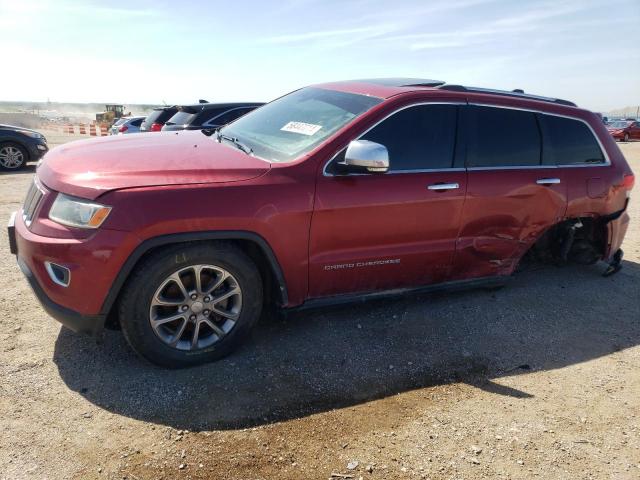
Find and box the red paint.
[15,81,635,319]
[607,121,640,141]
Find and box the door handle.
[536,178,561,185]
[427,182,459,191]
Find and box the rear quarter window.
[196,108,230,126]
[210,107,255,126]
[466,106,541,167]
[540,115,605,165]
[166,111,195,126]
[142,110,163,127]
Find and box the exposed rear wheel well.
[523,217,608,267]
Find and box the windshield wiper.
[215,130,253,155]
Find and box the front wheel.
[0,142,28,170]
[118,242,263,368]
[624,133,630,142]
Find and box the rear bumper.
[606,211,630,261]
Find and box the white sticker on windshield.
[280,121,322,136]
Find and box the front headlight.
[49,193,112,229]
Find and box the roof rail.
[437,84,577,107]
[354,78,446,88]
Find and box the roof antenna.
[512,89,525,93]
[198,99,209,104]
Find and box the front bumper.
[8,211,135,335]
[17,255,105,335]
[26,139,48,160]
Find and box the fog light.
[44,261,70,287]
[36,144,47,151]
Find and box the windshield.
[608,121,629,129]
[218,87,382,162]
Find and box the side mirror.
[344,140,389,173]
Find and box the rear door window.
[465,106,541,167]
[540,114,605,165]
[359,104,458,171]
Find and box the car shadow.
[53,259,640,430]
[0,163,37,175]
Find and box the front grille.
[22,179,44,226]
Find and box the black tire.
[0,142,28,170]
[118,242,263,368]
[624,133,630,142]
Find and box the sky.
[1,0,638,112]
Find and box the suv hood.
[37,130,271,200]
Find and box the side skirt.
[289,275,510,312]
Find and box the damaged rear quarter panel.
[452,169,567,279]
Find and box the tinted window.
[359,104,457,171]
[165,111,195,126]
[141,110,163,128]
[196,108,230,125]
[142,108,177,128]
[466,106,541,167]
[210,107,254,126]
[130,118,143,127]
[541,115,604,165]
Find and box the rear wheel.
[0,142,28,170]
[118,242,263,368]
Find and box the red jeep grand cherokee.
[8,78,635,367]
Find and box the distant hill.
[0,100,160,116]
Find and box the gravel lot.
[1,132,639,480]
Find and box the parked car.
[161,102,263,131]
[0,124,48,170]
[8,78,634,367]
[607,120,640,142]
[109,116,146,135]
[140,106,179,132]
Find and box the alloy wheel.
[0,146,25,169]
[149,264,242,351]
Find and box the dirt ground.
[1,131,639,480]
